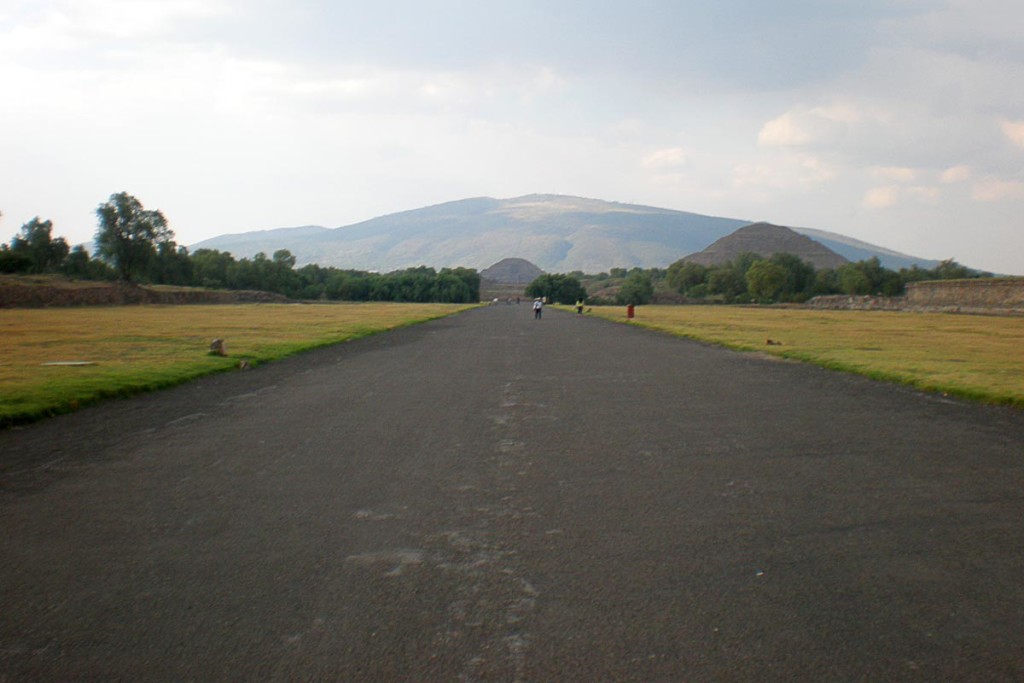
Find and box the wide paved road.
[3,305,1024,681]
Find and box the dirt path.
[3,305,1023,681]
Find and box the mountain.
[684,223,848,270]
[793,228,940,271]
[190,194,937,273]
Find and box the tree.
[95,192,172,281]
[443,267,482,302]
[432,272,473,303]
[62,244,92,279]
[812,268,841,296]
[615,270,654,305]
[7,217,69,273]
[666,260,708,295]
[706,265,748,301]
[148,241,193,285]
[930,259,977,280]
[0,248,32,273]
[191,249,235,288]
[526,274,587,305]
[272,249,297,269]
[837,257,903,296]
[837,263,872,294]
[768,253,816,301]
[745,260,788,302]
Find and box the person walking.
[533,298,543,319]
[575,299,584,314]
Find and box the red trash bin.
[627,304,635,319]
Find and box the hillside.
[684,223,849,270]
[191,194,938,273]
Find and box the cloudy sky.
[1,0,1022,273]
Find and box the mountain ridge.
[191,194,940,273]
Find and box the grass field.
[586,305,1024,407]
[5,303,1022,427]
[0,302,475,427]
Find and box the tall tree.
[526,273,587,305]
[615,270,654,305]
[94,192,172,281]
[8,217,69,273]
[746,260,788,302]
[666,260,708,295]
[767,253,817,301]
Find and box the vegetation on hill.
[557,253,988,306]
[0,196,987,307]
[0,195,481,304]
[665,252,986,304]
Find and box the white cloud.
[733,154,836,194]
[1000,119,1024,149]
[941,165,972,183]
[863,186,900,209]
[643,147,688,169]
[862,184,940,208]
[757,102,891,156]
[907,186,941,203]
[972,177,1024,202]
[871,166,917,182]
[758,113,813,147]
[0,0,231,55]
[809,103,863,125]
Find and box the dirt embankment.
[0,276,290,308]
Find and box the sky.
[1,0,1022,274]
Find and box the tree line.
[529,253,989,307]
[3,194,987,307]
[0,193,480,304]
[664,252,987,304]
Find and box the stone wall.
[905,278,1024,309]
[808,278,1024,315]
[805,295,906,311]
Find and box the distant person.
[575,299,584,314]
[533,298,543,319]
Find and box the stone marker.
[210,339,226,356]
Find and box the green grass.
[584,305,1024,407]
[0,302,476,427]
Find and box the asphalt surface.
[2,304,1024,682]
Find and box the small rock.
[210,338,226,356]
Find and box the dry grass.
[0,302,474,426]
[586,305,1024,406]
